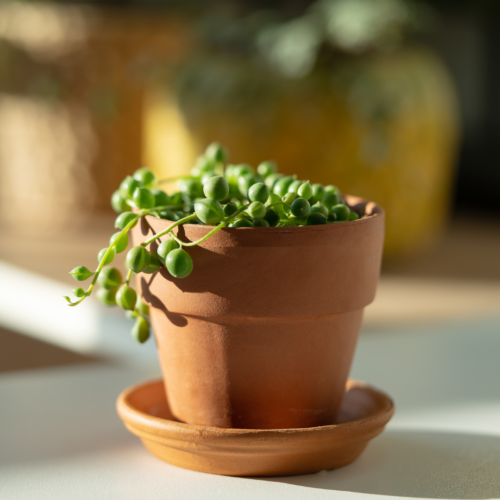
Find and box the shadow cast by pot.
[264,429,500,499]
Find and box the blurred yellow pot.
[145,47,460,257]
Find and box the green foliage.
[66,142,366,343]
[310,202,329,217]
[257,160,277,178]
[291,198,310,218]
[115,212,138,229]
[96,288,117,306]
[110,232,129,254]
[132,316,150,343]
[126,246,151,274]
[98,247,115,265]
[157,238,180,265]
[248,183,270,204]
[97,266,122,290]
[298,181,313,200]
[166,249,193,278]
[331,204,351,221]
[195,198,224,224]
[69,266,94,281]
[203,175,229,201]
[133,168,156,189]
[111,190,129,213]
[116,284,137,311]
[133,187,156,209]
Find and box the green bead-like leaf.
[310,202,329,217]
[264,173,284,190]
[297,181,313,200]
[69,266,94,282]
[247,201,266,220]
[291,198,310,218]
[110,231,129,254]
[158,209,176,221]
[257,160,277,178]
[252,219,270,227]
[116,284,137,311]
[322,192,341,212]
[232,163,254,177]
[96,288,117,306]
[157,238,180,266]
[223,202,238,218]
[307,212,327,225]
[111,190,129,213]
[166,249,193,278]
[133,187,155,209]
[205,142,227,163]
[282,192,298,214]
[120,176,140,198]
[248,183,270,204]
[287,179,302,194]
[98,247,115,265]
[126,246,151,273]
[179,178,204,199]
[230,218,252,228]
[135,296,150,316]
[203,175,229,201]
[310,183,326,204]
[325,185,340,195]
[195,198,224,225]
[72,287,86,298]
[273,176,294,198]
[143,252,162,274]
[115,211,138,229]
[263,208,280,227]
[266,193,285,216]
[133,168,156,188]
[237,174,257,198]
[132,316,150,344]
[151,189,170,207]
[331,204,350,222]
[97,266,122,290]
[191,155,216,177]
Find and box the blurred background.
[0,0,499,371]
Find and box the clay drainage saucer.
[117,379,394,477]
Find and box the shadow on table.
[263,430,500,499]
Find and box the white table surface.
[2,316,500,500]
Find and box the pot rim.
[147,194,383,233]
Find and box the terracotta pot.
[132,196,384,429]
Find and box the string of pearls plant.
[65,143,364,343]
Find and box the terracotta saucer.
[117,379,394,477]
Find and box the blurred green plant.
[257,0,433,78]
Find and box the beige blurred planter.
[132,196,384,430]
[0,3,190,234]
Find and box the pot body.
[132,197,384,429]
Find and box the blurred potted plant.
[66,143,384,430]
[144,0,459,258]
